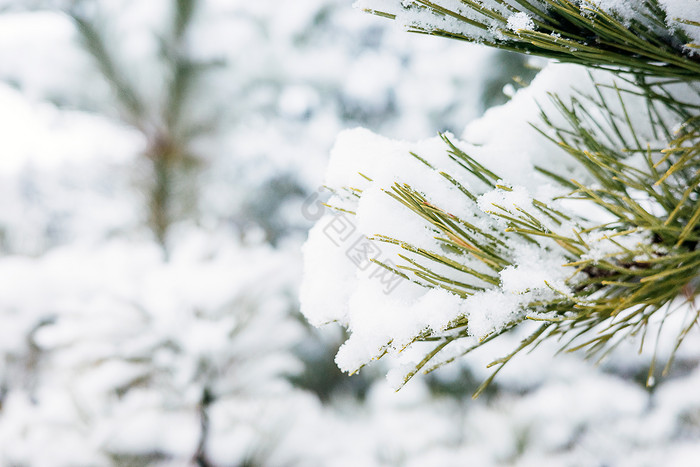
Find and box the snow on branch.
[301,59,700,394]
[354,0,700,79]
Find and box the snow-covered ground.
[0,1,698,466]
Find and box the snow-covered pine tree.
[69,0,206,251]
[301,0,700,396]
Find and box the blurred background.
[0,0,698,466]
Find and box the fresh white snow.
[0,0,699,466]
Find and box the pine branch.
[336,73,699,393]
[357,0,700,79]
[69,12,146,125]
[297,0,700,395]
